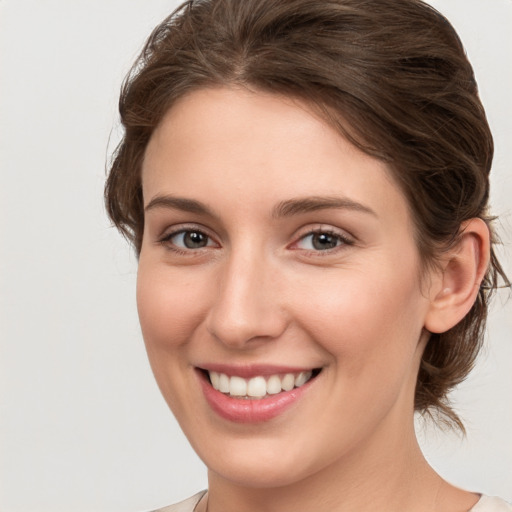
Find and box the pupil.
[184,231,207,248]
[312,233,337,250]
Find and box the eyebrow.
[272,196,377,218]
[144,194,377,219]
[144,195,216,217]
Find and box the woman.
[105,0,511,510]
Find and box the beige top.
[471,496,512,512]
[152,492,512,512]
[152,491,206,512]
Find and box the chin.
[195,432,339,490]
[208,456,316,489]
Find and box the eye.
[161,229,216,250]
[294,230,353,251]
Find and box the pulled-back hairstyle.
[105,0,509,429]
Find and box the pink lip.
[197,368,317,423]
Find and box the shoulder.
[470,496,512,512]
[150,491,207,512]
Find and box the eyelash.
[158,226,354,255]
[158,226,217,255]
[290,228,355,254]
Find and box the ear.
[424,218,490,334]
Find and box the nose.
[205,248,289,349]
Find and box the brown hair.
[105,0,509,429]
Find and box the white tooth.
[210,371,220,390]
[266,375,282,394]
[281,373,295,391]
[219,373,230,393]
[295,371,312,387]
[247,376,267,398]
[229,376,247,396]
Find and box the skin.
[138,87,488,512]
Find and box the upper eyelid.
[294,232,352,247]
[159,223,216,240]
[161,229,210,243]
[157,225,221,251]
[283,234,353,261]
[156,222,355,247]
[292,224,355,242]
[158,228,220,255]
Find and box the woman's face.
[138,87,436,487]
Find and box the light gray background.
[0,1,511,511]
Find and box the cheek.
[136,260,208,352]
[293,265,427,372]
[135,260,208,415]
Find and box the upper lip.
[196,363,319,378]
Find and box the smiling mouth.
[203,369,322,400]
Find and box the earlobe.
[424,218,490,334]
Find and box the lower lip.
[199,373,315,423]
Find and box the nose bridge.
[206,240,286,347]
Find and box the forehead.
[142,87,410,226]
